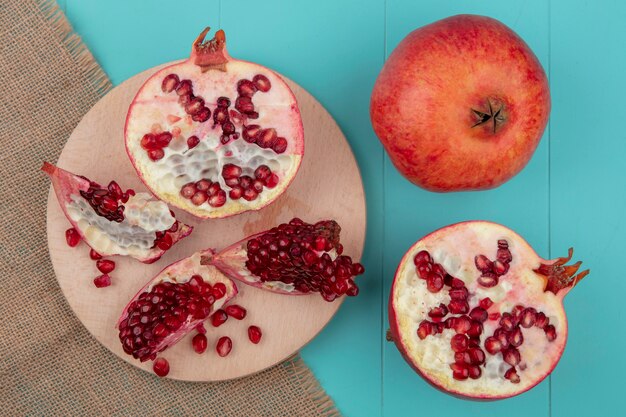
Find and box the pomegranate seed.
[273,137,288,154]
[207,182,221,196]
[450,363,469,380]
[505,367,520,383]
[235,96,255,114]
[477,273,498,287]
[448,287,468,300]
[96,259,115,274]
[155,132,172,147]
[89,249,102,260]
[451,334,469,352]
[449,278,465,288]
[156,233,173,250]
[148,148,164,161]
[192,333,208,354]
[479,297,493,309]
[216,336,232,357]
[512,304,525,318]
[265,173,279,188]
[225,305,247,320]
[248,325,262,344]
[453,316,471,334]
[65,228,81,247]
[243,188,258,201]
[161,74,180,93]
[195,323,207,334]
[140,134,158,150]
[493,260,509,275]
[535,312,549,328]
[254,165,271,181]
[256,128,277,148]
[414,250,432,264]
[497,247,512,263]
[192,108,211,122]
[428,303,448,318]
[191,191,208,205]
[499,313,516,331]
[468,366,482,379]
[484,337,502,354]
[544,325,557,341]
[212,282,227,299]
[195,179,210,191]
[474,254,492,272]
[222,163,242,179]
[185,97,205,115]
[508,327,524,347]
[469,307,488,322]
[181,183,196,199]
[229,186,243,199]
[93,274,111,288]
[153,358,170,377]
[503,347,521,366]
[211,309,228,327]
[448,300,469,315]
[242,124,261,142]
[352,263,365,275]
[455,351,472,365]
[468,348,486,365]
[432,263,446,276]
[489,312,501,321]
[237,79,257,97]
[176,79,192,96]
[187,136,200,149]
[208,190,227,207]
[253,74,271,92]
[520,307,537,328]
[252,180,264,193]
[417,321,433,340]
[426,272,444,293]
[217,96,231,107]
[415,261,432,279]
[107,180,122,198]
[467,321,483,338]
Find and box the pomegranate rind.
[42,162,192,263]
[389,221,571,400]
[124,29,304,219]
[117,249,237,358]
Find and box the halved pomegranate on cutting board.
[389,221,588,399]
[125,27,304,219]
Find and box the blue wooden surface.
[60,1,626,416]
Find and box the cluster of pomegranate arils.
[245,218,364,302]
[162,74,211,122]
[474,239,513,287]
[212,96,238,144]
[64,228,116,288]
[180,178,227,207]
[483,304,557,384]
[222,163,278,201]
[79,179,135,223]
[140,131,174,162]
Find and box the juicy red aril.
[520,307,537,328]
[79,181,135,223]
[484,337,502,354]
[212,282,227,299]
[208,191,227,207]
[415,261,432,279]
[93,274,112,288]
[243,124,261,142]
[229,186,243,199]
[153,358,170,377]
[544,325,557,341]
[469,307,488,323]
[468,348,486,365]
[176,79,192,96]
[211,309,228,327]
[450,363,469,380]
[499,313,516,331]
[118,277,216,361]
[477,273,498,287]
[216,336,232,357]
[187,136,200,149]
[426,272,444,293]
[451,334,469,352]
[248,325,262,344]
[65,228,80,247]
[148,149,164,161]
[237,79,257,97]
[452,316,471,334]
[479,297,493,309]
[96,259,115,274]
[493,260,509,275]
[535,312,549,328]
[222,163,242,179]
[252,74,271,92]
[448,300,469,315]
[468,366,482,379]
[428,304,448,318]
[414,250,432,264]
[503,348,521,366]
[417,321,433,340]
[161,74,180,93]
[508,327,524,347]
[192,333,208,354]
[273,137,288,154]
[254,165,271,181]
[89,249,102,260]
[474,254,492,272]
[505,367,520,383]
[265,173,279,188]
[224,304,247,320]
[256,128,277,148]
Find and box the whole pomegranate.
[204,218,365,301]
[370,15,550,191]
[388,221,588,399]
[125,27,304,218]
[43,162,192,263]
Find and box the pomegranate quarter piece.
[125,27,304,219]
[204,218,365,301]
[117,249,237,363]
[388,221,589,399]
[42,162,192,263]
[370,15,550,191]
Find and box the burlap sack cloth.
[0,1,340,415]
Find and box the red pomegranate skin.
[370,15,550,191]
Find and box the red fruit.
[370,15,550,191]
[93,274,112,288]
[388,221,589,399]
[117,249,237,362]
[204,218,364,300]
[153,358,170,377]
[224,304,247,320]
[211,309,228,327]
[42,163,192,263]
[216,336,232,357]
[65,228,80,247]
[125,27,304,219]
[192,333,208,354]
[248,325,262,344]
[96,259,115,274]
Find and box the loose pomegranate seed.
[211,309,228,327]
[65,228,80,247]
[93,274,111,288]
[153,358,170,377]
[216,336,232,357]
[187,136,200,149]
[484,337,502,354]
[225,305,247,320]
[253,74,271,92]
[96,259,115,274]
[544,325,557,341]
[469,307,488,323]
[504,367,520,383]
[503,347,521,366]
[161,74,180,93]
[89,249,102,260]
[414,250,432,264]
[451,334,469,352]
[192,333,208,354]
[417,321,433,340]
[479,297,493,309]
[248,325,262,344]
[426,272,444,293]
[474,254,492,272]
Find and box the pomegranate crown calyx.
[191,27,229,70]
[534,248,590,295]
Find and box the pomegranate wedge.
[125,27,304,219]
[203,218,365,301]
[42,162,192,263]
[389,221,589,399]
[117,250,237,362]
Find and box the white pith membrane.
[118,251,237,359]
[125,58,303,219]
[391,222,568,398]
[66,193,174,257]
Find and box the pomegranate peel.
[125,27,304,219]
[43,162,192,263]
[388,221,589,399]
[117,249,237,363]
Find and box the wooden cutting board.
[45,64,366,381]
